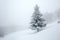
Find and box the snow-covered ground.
[1,21,60,40]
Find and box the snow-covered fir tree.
[30,5,46,32]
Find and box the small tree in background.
[30,5,46,32]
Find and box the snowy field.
[1,21,60,40]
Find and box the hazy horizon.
[0,0,60,27]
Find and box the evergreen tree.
[30,5,46,32]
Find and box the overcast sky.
[0,0,60,28]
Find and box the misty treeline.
[43,8,60,24]
[0,26,24,37]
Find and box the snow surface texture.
[2,21,60,40]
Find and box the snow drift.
[2,21,60,40]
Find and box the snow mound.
[2,21,60,40]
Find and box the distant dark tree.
[55,8,60,23]
[30,5,46,32]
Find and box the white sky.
[0,0,60,28]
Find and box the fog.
[0,0,60,37]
